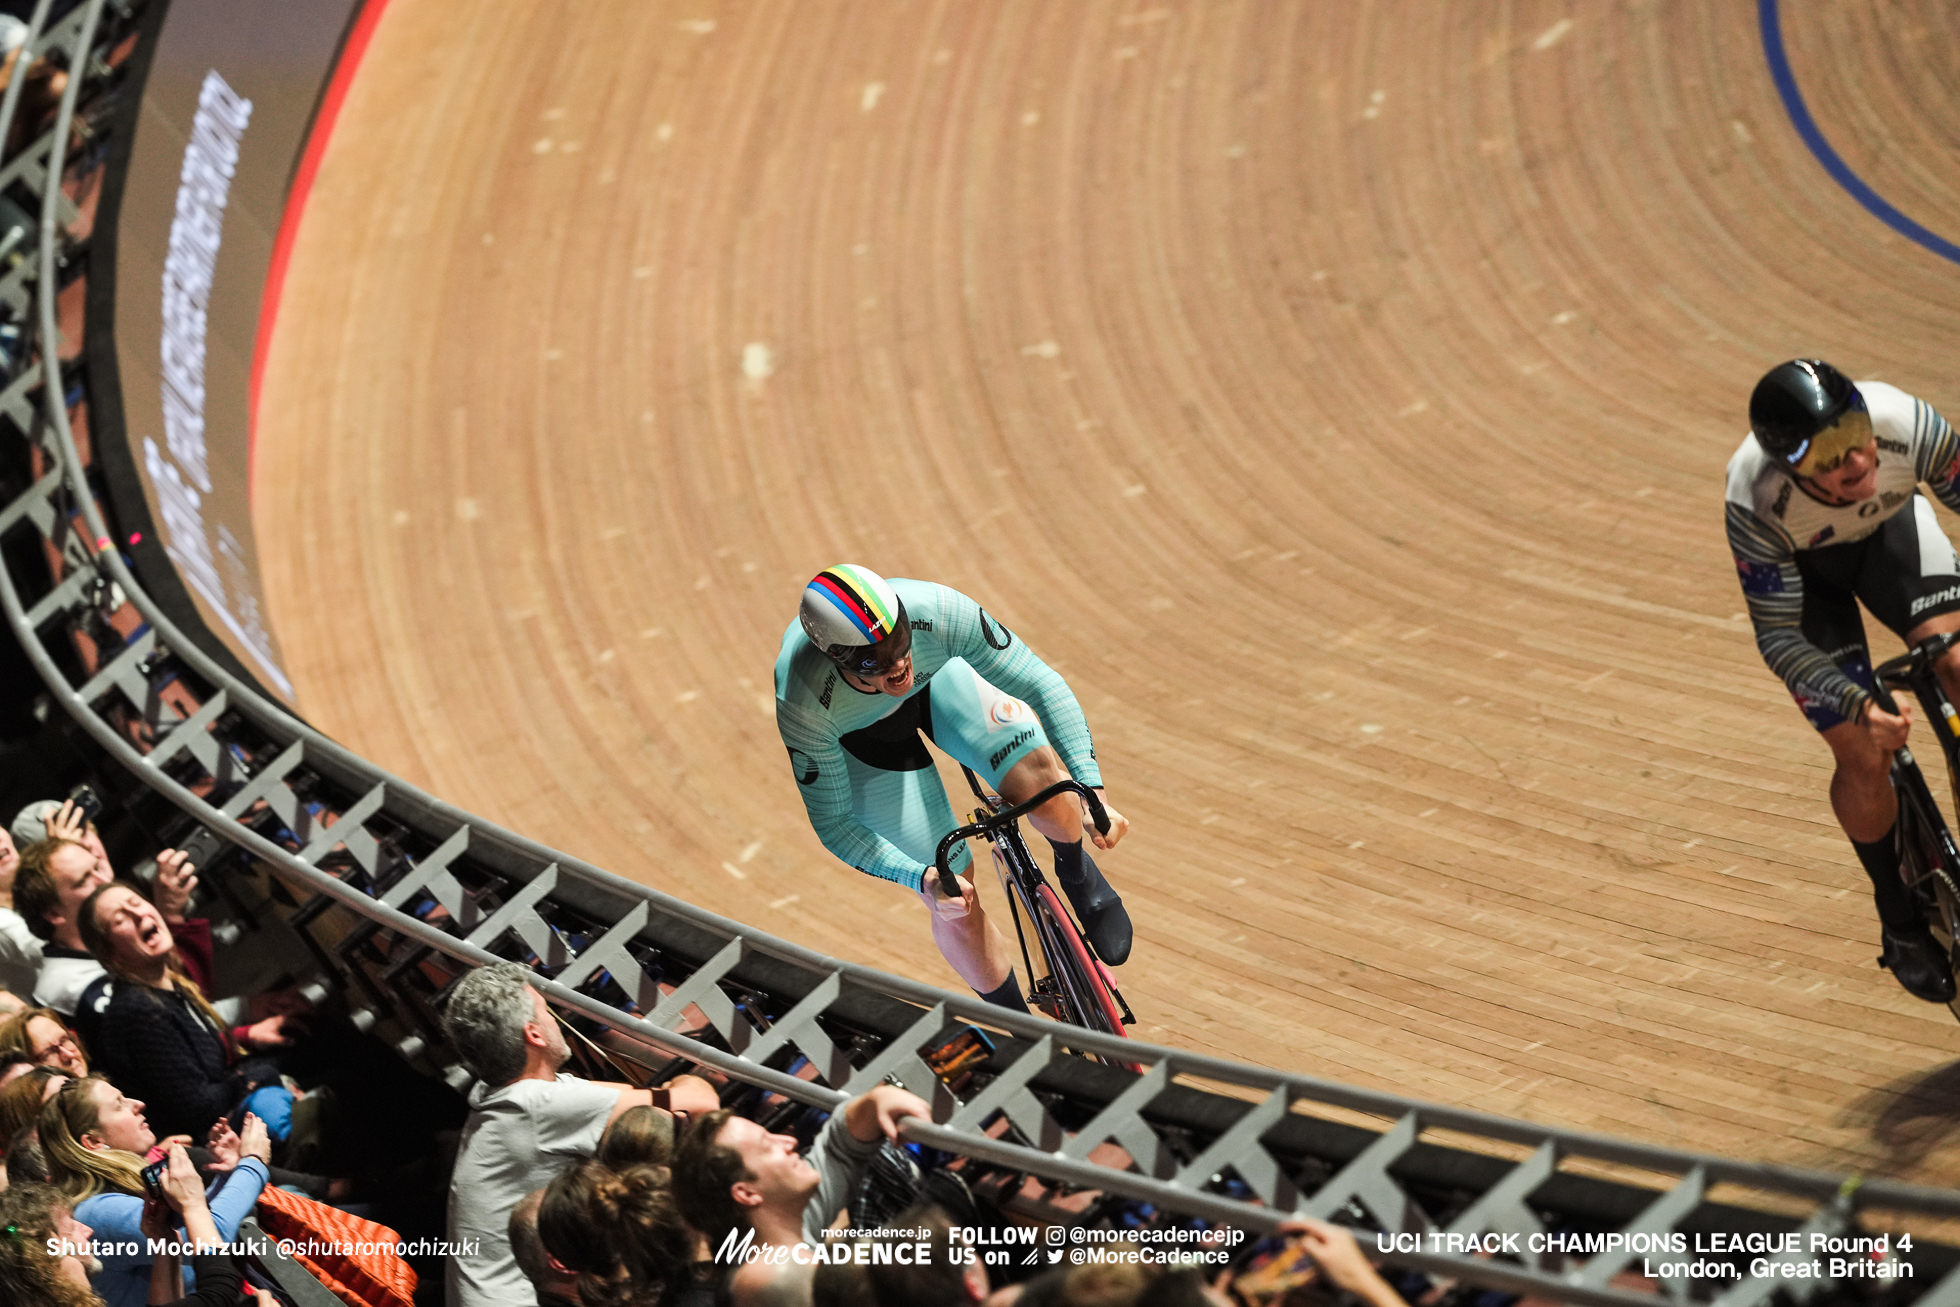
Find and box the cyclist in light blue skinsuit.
[775,565,1132,1012]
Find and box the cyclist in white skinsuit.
[1728,359,1960,1002]
[774,565,1132,1012]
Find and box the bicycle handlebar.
[932,780,1109,897]
[1876,630,1960,695]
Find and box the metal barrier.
[4,3,1959,1302]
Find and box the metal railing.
[3,3,1958,1302]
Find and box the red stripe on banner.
[246,0,393,503]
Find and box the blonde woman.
[39,1076,268,1307]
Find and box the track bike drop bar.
[1875,630,1960,737]
[933,779,1110,897]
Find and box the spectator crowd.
[0,795,458,1306]
[440,962,1408,1307]
[0,793,1409,1307]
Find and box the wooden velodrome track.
[253,3,1960,1186]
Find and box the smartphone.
[177,825,224,868]
[67,783,103,827]
[139,1157,167,1202]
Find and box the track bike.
[1872,630,1960,1020]
[933,769,1138,1060]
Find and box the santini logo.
[989,728,1036,770]
[1913,585,1960,615]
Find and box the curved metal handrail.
[0,7,1956,1304]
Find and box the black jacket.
[86,978,243,1139]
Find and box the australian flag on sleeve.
[1736,558,1784,595]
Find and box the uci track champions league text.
[1376,1231,1913,1284]
[144,69,292,697]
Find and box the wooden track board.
[254,1,1960,1183]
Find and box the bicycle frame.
[932,772,1136,1039]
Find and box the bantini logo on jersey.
[989,729,1036,771]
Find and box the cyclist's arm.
[1909,397,1960,513]
[775,699,937,888]
[1726,501,1872,724]
[928,585,1104,787]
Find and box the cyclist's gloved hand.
[1084,788,1131,852]
[924,868,977,921]
[1860,698,1913,752]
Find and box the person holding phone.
[137,1145,231,1304]
[37,1077,270,1307]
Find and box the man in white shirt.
[443,961,718,1307]
[14,835,112,1014]
[0,827,41,1001]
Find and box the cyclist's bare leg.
[997,747,1087,844]
[997,746,1135,964]
[921,874,1014,993]
[1823,720,1897,843]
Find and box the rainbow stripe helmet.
[799,565,912,678]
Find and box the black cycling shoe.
[1058,853,1133,967]
[1878,927,1958,1004]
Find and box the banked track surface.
[10,1,1960,1301]
[256,0,1960,1187]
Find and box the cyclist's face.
[1800,435,1878,502]
[848,653,914,696]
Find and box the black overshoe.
[1879,926,1958,1004]
[1057,852,1133,966]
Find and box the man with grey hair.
[444,961,718,1307]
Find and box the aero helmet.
[1749,359,1868,475]
[799,565,912,678]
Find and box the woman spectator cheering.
[0,1005,90,1076]
[38,1076,269,1307]
[75,883,293,1142]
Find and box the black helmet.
[1749,359,1859,466]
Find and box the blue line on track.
[1758,0,1960,266]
